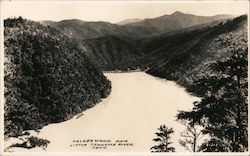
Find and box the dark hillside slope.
[80,35,144,70]
[4,17,111,137]
[135,18,230,54]
[41,20,144,71]
[144,15,247,95]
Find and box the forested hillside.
[4,17,111,137]
[143,15,248,152]
[144,15,247,95]
[41,20,144,71]
[80,35,144,70]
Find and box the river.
[5,72,200,153]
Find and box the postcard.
[0,0,249,155]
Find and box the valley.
[3,11,248,152]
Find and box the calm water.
[6,72,200,152]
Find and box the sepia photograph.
[0,0,249,155]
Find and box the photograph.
[0,0,249,155]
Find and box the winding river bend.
[7,72,199,152]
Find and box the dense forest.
[145,15,248,152]
[4,17,111,137]
[80,35,144,70]
[145,15,247,95]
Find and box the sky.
[1,1,249,23]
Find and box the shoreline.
[102,69,147,73]
[4,72,200,152]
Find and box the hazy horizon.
[1,1,249,23]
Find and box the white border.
[0,0,5,155]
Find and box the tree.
[151,125,175,152]
[178,118,204,152]
[198,138,232,152]
[177,46,248,152]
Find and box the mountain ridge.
[40,12,234,39]
[117,18,143,25]
[143,15,247,95]
[122,12,234,37]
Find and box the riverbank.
[102,69,144,73]
[5,72,200,152]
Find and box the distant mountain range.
[117,18,143,25]
[38,11,235,71]
[120,11,234,37]
[40,11,234,39]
